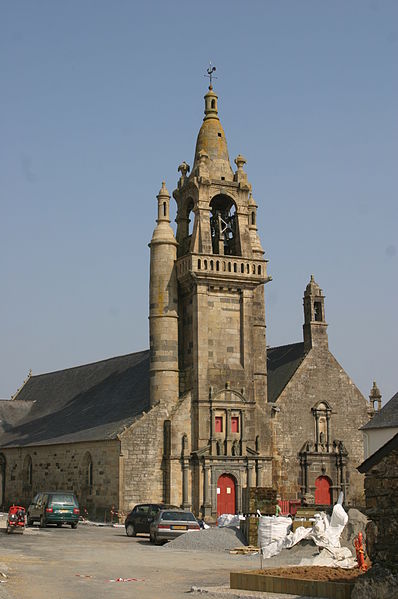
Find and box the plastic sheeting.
[258,502,356,568]
[217,514,243,527]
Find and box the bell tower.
[172,82,272,516]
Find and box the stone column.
[315,414,319,452]
[256,461,263,486]
[226,409,231,455]
[247,463,254,487]
[203,463,212,517]
[326,412,331,452]
[182,460,190,509]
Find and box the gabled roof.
[267,342,306,403]
[0,350,150,447]
[357,432,398,473]
[361,391,398,430]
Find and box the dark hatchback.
[27,491,80,528]
[124,503,178,537]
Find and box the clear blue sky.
[1,1,397,403]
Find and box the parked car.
[149,509,200,545]
[124,503,178,537]
[27,491,80,528]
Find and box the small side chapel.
[0,83,371,518]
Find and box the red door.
[217,474,236,515]
[315,476,332,505]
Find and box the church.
[0,84,372,519]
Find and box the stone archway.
[315,475,332,505]
[216,473,236,516]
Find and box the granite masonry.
[0,84,372,519]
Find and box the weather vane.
[205,62,217,88]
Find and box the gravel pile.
[164,526,247,552]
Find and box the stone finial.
[369,381,382,412]
[304,275,322,297]
[234,154,247,170]
[157,181,170,198]
[178,162,190,178]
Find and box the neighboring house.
[361,389,398,459]
[0,84,372,519]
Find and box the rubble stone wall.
[363,447,398,565]
[0,440,120,520]
[272,348,369,504]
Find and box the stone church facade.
[0,85,371,519]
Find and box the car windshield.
[50,494,77,506]
[160,511,196,522]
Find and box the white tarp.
[258,501,356,568]
[217,514,244,527]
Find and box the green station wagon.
[27,491,80,528]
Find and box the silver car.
[149,509,200,545]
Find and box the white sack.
[258,516,292,558]
[217,514,240,527]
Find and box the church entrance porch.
[217,473,236,516]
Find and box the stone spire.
[369,381,382,412]
[190,85,234,181]
[303,275,328,352]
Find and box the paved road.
[0,524,261,599]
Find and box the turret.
[148,182,179,408]
[369,381,382,412]
[303,275,328,352]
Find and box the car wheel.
[27,518,34,527]
[71,522,78,529]
[154,533,162,546]
[126,523,136,537]
[39,516,46,528]
[149,531,155,543]
[57,523,62,528]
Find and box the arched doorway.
[315,475,332,505]
[217,474,236,515]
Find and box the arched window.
[24,455,32,486]
[82,452,93,490]
[209,195,240,256]
[211,99,216,109]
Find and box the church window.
[234,263,237,273]
[198,259,201,270]
[231,416,239,433]
[251,212,256,226]
[221,176,225,181]
[215,416,223,433]
[163,202,166,217]
[88,459,93,487]
[204,259,207,269]
[258,265,261,275]
[241,263,244,273]
[24,455,32,486]
[314,301,322,322]
[211,99,216,109]
[218,132,222,137]
[216,261,220,271]
[228,262,231,272]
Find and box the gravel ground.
[164,526,247,552]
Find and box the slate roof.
[0,341,307,448]
[267,342,306,403]
[0,350,150,447]
[357,432,398,473]
[361,391,398,430]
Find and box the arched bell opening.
[177,197,195,255]
[210,195,240,256]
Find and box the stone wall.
[272,347,369,504]
[0,439,120,520]
[363,446,398,565]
